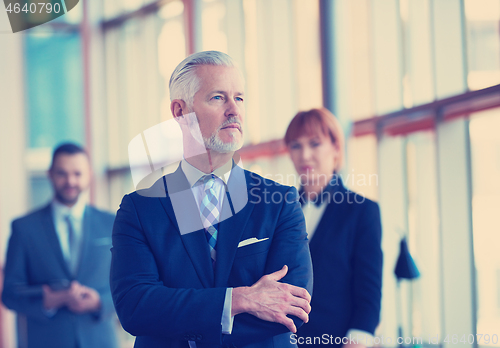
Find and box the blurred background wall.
[1,0,500,347]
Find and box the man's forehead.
[197,65,245,87]
[53,153,89,168]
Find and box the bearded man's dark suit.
[2,205,118,348]
[110,163,313,348]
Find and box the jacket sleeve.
[222,186,314,346]
[91,286,116,321]
[2,221,50,322]
[348,201,383,334]
[91,213,118,322]
[110,194,227,344]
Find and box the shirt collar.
[299,173,343,207]
[52,195,87,221]
[181,157,233,188]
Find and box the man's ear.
[171,99,188,123]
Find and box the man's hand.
[231,265,311,333]
[42,285,69,311]
[67,281,102,314]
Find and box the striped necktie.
[198,174,220,265]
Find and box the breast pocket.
[230,240,271,286]
[235,239,271,258]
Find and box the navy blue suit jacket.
[296,178,382,347]
[110,164,313,348]
[2,204,118,348]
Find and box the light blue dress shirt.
[181,158,235,347]
[51,197,86,266]
[43,197,86,316]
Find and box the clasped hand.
[42,281,101,314]
[232,265,311,333]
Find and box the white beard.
[203,130,242,153]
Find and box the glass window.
[242,0,322,143]
[104,2,187,202]
[348,0,375,119]
[377,135,408,341]
[371,0,404,115]
[405,131,441,340]
[465,0,500,90]
[470,108,500,347]
[104,0,122,19]
[431,0,467,99]
[292,0,322,111]
[25,31,85,149]
[345,134,378,201]
[201,0,229,53]
[401,0,434,107]
[332,0,353,122]
[243,0,297,143]
[104,0,148,19]
[158,1,187,118]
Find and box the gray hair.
[169,51,237,107]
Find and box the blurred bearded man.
[2,143,118,348]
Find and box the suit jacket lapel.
[160,165,214,288]
[309,180,348,248]
[41,204,72,279]
[215,166,254,287]
[75,206,92,279]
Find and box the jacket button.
[196,334,202,341]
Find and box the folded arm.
[223,186,313,346]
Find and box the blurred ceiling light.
[159,0,184,19]
[465,0,500,21]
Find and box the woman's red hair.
[284,107,345,171]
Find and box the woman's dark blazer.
[296,176,383,347]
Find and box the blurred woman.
[285,108,383,348]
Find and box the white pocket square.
[238,237,269,248]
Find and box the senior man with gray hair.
[110,50,313,348]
